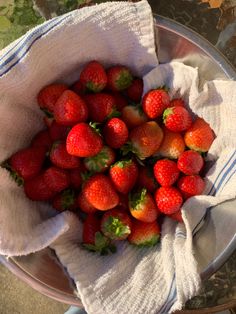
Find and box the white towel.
[0,1,235,313]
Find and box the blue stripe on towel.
[159,276,177,314]
[0,13,72,77]
[208,150,236,195]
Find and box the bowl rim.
[1,14,236,312]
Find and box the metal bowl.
[1,14,236,312]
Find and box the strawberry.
[142,89,170,119]
[128,121,164,159]
[9,147,46,182]
[84,146,115,173]
[137,166,158,193]
[54,90,88,126]
[129,188,159,223]
[77,191,97,213]
[122,105,148,129]
[170,98,185,107]
[128,220,160,247]
[109,159,138,194]
[66,123,103,157]
[49,120,70,141]
[52,189,77,211]
[31,130,52,151]
[126,78,143,102]
[101,208,132,240]
[184,117,215,153]
[153,159,180,187]
[117,194,129,211]
[83,174,119,210]
[69,168,83,190]
[163,106,192,132]
[103,118,128,149]
[80,61,107,92]
[112,92,128,111]
[37,84,68,116]
[155,187,183,215]
[50,141,80,169]
[177,175,205,199]
[24,174,55,201]
[71,80,85,95]
[156,127,185,159]
[84,93,118,123]
[43,166,70,193]
[107,65,133,91]
[168,210,183,223]
[177,150,204,175]
[82,214,116,255]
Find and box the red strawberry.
[77,191,97,213]
[53,189,77,211]
[142,89,170,119]
[49,120,70,141]
[24,174,55,201]
[117,194,129,211]
[163,106,192,132]
[84,146,115,173]
[101,208,132,240]
[69,168,83,190]
[126,78,143,102]
[129,188,159,223]
[177,175,205,199]
[82,214,116,254]
[107,65,133,92]
[80,61,107,92]
[153,159,180,187]
[122,105,148,129]
[155,187,183,215]
[43,166,70,193]
[50,141,80,169]
[112,92,128,111]
[177,150,204,175]
[84,93,118,123]
[103,118,128,149]
[109,159,138,194]
[67,123,103,157]
[83,174,119,210]
[71,80,85,95]
[168,210,183,223]
[128,121,164,159]
[128,220,160,247]
[184,117,215,153]
[156,127,185,159]
[170,98,185,107]
[54,90,88,126]
[31,130,52,151]
[137,166,159,193]
[9,147,46,182]
[37,84,68,116]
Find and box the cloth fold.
[0,1,235,314]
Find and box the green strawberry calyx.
[134,234,160,247]
[40,108,54,119]
[163,107,174,124]
[83,232,116,255]
[156,85,169,93]
[1,160,24,186]
[103,216,131,240]
[121,141,138,158]
[89,121,102,136]
[60,189,76,210]
[86,81,104,93]
[115,70,133,91]
[129,188,147,210]
[107,108,121,120]
[111,159,132,169]
[84,147,110,173]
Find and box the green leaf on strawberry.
[83,232,116,255]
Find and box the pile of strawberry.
[3,60,215,255]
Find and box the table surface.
[0,0,235,312]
